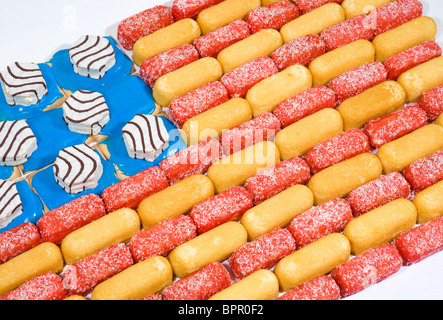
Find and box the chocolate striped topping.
[0,120,37,166]
[0,179,23,229]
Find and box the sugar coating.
[246,1,299,34]
[228,228,296,280]
[293,0,344,14]
[347,172,411,217]
[402,149,443,193]
[172,0,225,20]
[62,243,133,296]
[0,223,42,265]
[363,105,428,148]
[330,243,403,297]
[273,86,335,128]
[221,56,278,99]
[287,198,353,248]
[129,215,197,262]
[162,262,232,300]
[418,84,443,121]
[329,62,388,106]
[141,294,163,300]
[277,275,340,300]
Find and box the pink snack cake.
[245,1,300,34]
[220,56,278,99]
[62,243,133,296]
[37,194,107,245]
[189,186,253,234]
[228,228,296,280]
[118,5,175,50]
[0,222,42,265]
[244,156,311,205]
[304,128,370,174]
[331,244,403,298]
[394,217,443,266]
[287,198,353,248]
[277,275,341,300]
[101,166,170,212]
[129,215,197,262]
[162,262,232,300]
[418,84,443,121]
[293,0,344,15]
[171,0,224,20]
[273,86,336,128]
[402,149,443,193]
[167,81,229,128]
[347,172,411,217]
[363,105,428,149]
[159,137,223,184]
[193,20,251,58]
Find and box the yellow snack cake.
[308,153,383,205]
[246,64,312,117]
[341,0,393,19]
[372,16,437,63]
[436,113,443,127]
[61,208,140,265]
[397,56,443,103]
[309,39,375,86]
[280,3,346,43]
[343,198,417,255]
[274,108,343,160]
[207,141,281,194]
[168,221,248,278]
[376,124,443,174]
[132,18,201,66]
[137,174,215,228]
[209,269,279,300]
[153,57,223,107]
[197,0,261,34]
[274,233,351,292]
[241,184,314,241]
[261,0,285,5]
[0,242,64,296]
[413,180,443,224]
[64,295,87,301]
[337,81,406,130]
[217,29,283,74]
[91,256,173,300]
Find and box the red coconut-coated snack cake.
[384,41,442,80]
[245,1,300,34]
[193,20,251,58]
[271,34,326,71]
[328,62,388,106]
[62,243,133,296]
[277,275,341,300]
[273,86,336,128]
[347,172,411,217]
[219,112,281,155]
[363,105,428,149]
[139,44,200,88]
[0,272,66,300]
[129,215,197,262]
[220,56,279,99]
[331,243,403,298]
[37,194,107,245]
[101,166,170,212]
[159,137,223,184]
[402,149,443,193]
[189,186,253,234]
[304,128,370,174]
[0,223,42,265]
[394,217,443,266]
[228,228,296,280]
[117,5,175,51]
[320,14,376,52]
[167,81,229,128]
[293,0,344,15]
[418,84,443,121]
[162,262,233,300]
[171,0,225,21]
[369,0,423,36]
[244,156,311,205]
[287,198,353,248]
[141,294,163,300]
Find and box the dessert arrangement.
[0,0,442,301]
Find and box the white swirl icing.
[0,179,23,229]
[0,120,37,166]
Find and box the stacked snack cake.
[0,0,442,300]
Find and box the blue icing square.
[0,179,44,233]
[0,63,66,122]
[49,37,134,93]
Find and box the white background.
[0,0,442,300]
